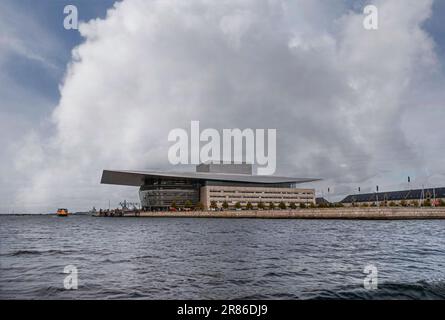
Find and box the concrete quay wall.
[132,207,445,219]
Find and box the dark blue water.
[1,215,445,299]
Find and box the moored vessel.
[56,208,69,217]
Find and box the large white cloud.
[7,0,445,212]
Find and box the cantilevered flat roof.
[100,169,320,187]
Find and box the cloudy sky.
[1,0,444,213]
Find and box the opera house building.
[101,163,318,210]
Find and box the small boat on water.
[56,208,69,217]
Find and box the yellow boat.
[57,208,69,217]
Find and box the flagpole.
[376,185,379,207]
[420,184,424,207]
[433,188,436,207]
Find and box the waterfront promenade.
[99,207,445,219]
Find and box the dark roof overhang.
[100,169,320,187]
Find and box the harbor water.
[1,215,445,299]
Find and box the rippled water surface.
[1,215,445,299]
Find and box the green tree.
[210,201,218,209]
[439,199,445,207]
[195,202,204,211]
[309,202,316,208]
[184,200,193,209]
[235,202,242,209]
[171,201,177,209]
[289,202,297,209]
[299,202,306,209]
[423,199,432,207]
[222,201,229,210]
[257,201,265,210]
[279,201,286,210]
[268,202,275,210]
[400,200,407,207]
[334,202,344,207]
[389,201,397,207]
[246,202,253,210]
[412,200,419,207]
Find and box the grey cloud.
[1,0,444,212]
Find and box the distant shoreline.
[0,212,91,216]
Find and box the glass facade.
[138,178,302,210]
[139,178,201,210]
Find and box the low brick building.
[340,187,445,206]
